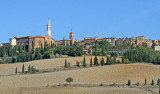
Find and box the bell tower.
[46,19,51,36]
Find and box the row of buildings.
[0,19,160,55]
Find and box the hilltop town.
[1,19,160,55]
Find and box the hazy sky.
[0,0,160,43]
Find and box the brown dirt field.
[21,87,154,94]
[0,56,107,76]
[0,56,159,94]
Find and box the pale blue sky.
[0,0,160,43]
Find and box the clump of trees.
[0,41,83,64]
[16,64,38,74]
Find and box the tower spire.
[46,19,51,36]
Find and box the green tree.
[151,79,154,86]
[28,65,31,73]
[101,45,105,56]
[106,56,110,65]
[70,40,73,46]
[94,56,98,66]
[145,78,147,85]
[101,57,105,66]
[137,81,139,86]
[12,56,16,63]
[83,56,87,67]
[2,46,5,57]
[66,77,73,84]
[15,67,17,74]
[22,64,25,73]
[157,78,160,86]
[90,58,92,67]
[65,59,68,68]
[122,56,124,64]
[128,80,131,86]
[95,42,97,56]
[8,44,12,57]
[124,59,129,64]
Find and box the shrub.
[124,59,129,64]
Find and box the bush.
[124,59,129,64]
[12,56,17,63]
[30,66,37,74]
[66,77,73,84]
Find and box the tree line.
[0,41,83,64]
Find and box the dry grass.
[0,56,159,94]
[21,87,155,94]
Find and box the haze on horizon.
[0,0,160,43]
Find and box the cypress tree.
[122,56,124,64]
[145,78,147,85]
[70,40,73,46]
[157,79,160,86]
[90,58,92,67]
[101,57,105,66]
[32,42,34,54]
[151,79,154,86]
[128,80,131,86]
[2,46,5,57]
[106,56,110,65]
[102,45,105,56]
[95,42,97,56]
[83,56,87,67]
[28,65,31,73]
[65,59,67,68]
[22,64,25,73]
[0,47,2,57]
[15,67,17,74]
[8,44,12,57]
[28,43,30,52]
[94,56,98,66]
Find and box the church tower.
[46,19,51,36]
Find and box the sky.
[0,0,160,43]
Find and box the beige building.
[9,19,55,50]
[154,46,160,51]
[55,32,78,47]
[84,37,102,44]
[97,37,118,46]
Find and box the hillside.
[0,57,159,94]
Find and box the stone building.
[84,37,102,44]
[97,37,118,46]
[9,19,55,50]
[154,46,160,51]
[55,32,78,47]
